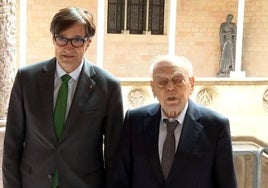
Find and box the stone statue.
[217,14,237,77]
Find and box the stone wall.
[13,0,268,78]
[0,0,16,118]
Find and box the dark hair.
[50,7,96,38]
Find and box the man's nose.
[65,40,74,48]
[166,80,175,90]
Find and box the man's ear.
[189,77,195,94]
[86,40,91,47]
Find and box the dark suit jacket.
[2,58,124,188]
[110,100,237,188]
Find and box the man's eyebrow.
[155,74,168,78]
[58,34,86,38]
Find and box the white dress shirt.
[53,60,83,119]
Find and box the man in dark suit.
[110,55,237,188]
[2,7,124,188]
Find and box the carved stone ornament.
[127,87,150,109]
[263,89,268,111]
[196,87,217,107]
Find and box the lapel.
[166,100,204,183]
[177,100,204,153]
[142,101,204,184]
[59,60,96,142]
[37,58,57,144]
[142,104,164,184]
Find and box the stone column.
[0,0,16,120]
[230,0,246,78]
[168,0,177,55]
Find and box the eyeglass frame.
[53,35,88,48]
[153,74,193,89]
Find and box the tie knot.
[164,119,179,132]
[61,74,71,83]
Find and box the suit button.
[48,174,53,179]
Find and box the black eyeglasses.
[54,35,88,48]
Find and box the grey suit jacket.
[110,100,237,188]
[2,58,124,188]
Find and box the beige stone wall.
[243,0,268,77]
[16,0,98,66]
[121,78,268,143]
[176,0,238,77]
[14,0,268,78]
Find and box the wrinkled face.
[53,23,90,72]
[150,61,194,118]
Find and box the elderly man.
[109,55,237,188]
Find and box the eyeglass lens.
[156,77,184,88]
[54,36,87,48]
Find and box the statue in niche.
[217,14,237,77]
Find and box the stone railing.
[232,137,268,188]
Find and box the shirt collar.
[56,59,84,81]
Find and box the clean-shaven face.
[53,23,90,72]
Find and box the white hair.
[150,54,194,77]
